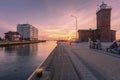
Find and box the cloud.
[0,20,16,38]
[0,0,120,39]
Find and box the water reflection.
[5,46,18,53]
[0,41,56,80]
[5,44,38,56]
[16,44,38,56]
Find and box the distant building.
[17,24,38,40]
[4,31,21,41]
[78,2,116,42]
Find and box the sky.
[0,0,120,40]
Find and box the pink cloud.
[0,20,16,38]
[1,0,120,40]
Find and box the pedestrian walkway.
[67,42,120,80]
[52,43,80,80]
[50,42,98,80]
[28,42,120,80]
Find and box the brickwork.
[97,9,111,30]
[78,30,91,42]
[78,2,116,42]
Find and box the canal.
[0,41,56,80]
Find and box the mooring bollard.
[36,68,43,78]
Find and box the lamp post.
[71,15,78,39]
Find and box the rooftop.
[96,2,111,13]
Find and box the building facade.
[4,31,21,41]
[17,24,38,40]
[78,2,116,42]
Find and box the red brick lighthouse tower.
[96,2,116,41]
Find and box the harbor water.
[0,41,56,80]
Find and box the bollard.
[36,68,43,78]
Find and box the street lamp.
[71,15,78,39]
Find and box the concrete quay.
[28,42,120,80]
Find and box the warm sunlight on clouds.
[0,0,120,40]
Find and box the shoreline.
[0,40,46,47]
[27,46,57,80]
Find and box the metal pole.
[76,18,77,39]
[71,15,77,39]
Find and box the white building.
[17,24,38,40]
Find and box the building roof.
[78,29,96,31]
[17,24,30,26]
[17,24,38,30]
[96,2,111,13]
[4,31,20,35]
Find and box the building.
[78,2,116,42]
[4,31,21,41]
[17,24,38,40]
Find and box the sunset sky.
[0,0,120,40]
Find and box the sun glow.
[68,37,71,40]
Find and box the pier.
[28,42,120,80]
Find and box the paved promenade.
[28,42,120,80]
[65,42,120,80]
[52,42,120,80]
[51,43,80,80]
